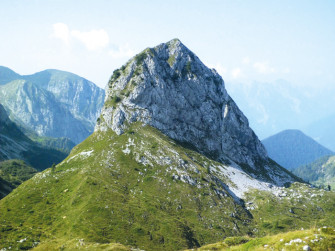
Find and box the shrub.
[224,236,249,246]
[135,52,147,65]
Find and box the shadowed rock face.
[96,39,267,167]
[0,104,67,170]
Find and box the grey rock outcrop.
[96,39,268,168]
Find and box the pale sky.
[0,0,334,89]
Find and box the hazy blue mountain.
[0,103,67,171]
[0,67,105,144]
[23,69,105,127]
[262,129,334,170]
[0,66,21,85]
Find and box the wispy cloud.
[71,29,109,51]
[51,23,70,45]
[253,61,275,74]
[51,23,136,58]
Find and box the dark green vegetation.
[262,129,333,170]
[294,155,335,188]
[1,123,335,250]
[0,160,37,199]
[30,136,75,155]
[0,104,68,171]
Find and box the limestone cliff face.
[0,103,67,170]
[0,69,105,144]
[96,39,267,168]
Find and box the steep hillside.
[0,104,67,171]
[262,129,333,170]
[0,159,37,199]
[294,155,335,188]
[0,39,318,251]
[0,67,105,143]
[195,227,335,250]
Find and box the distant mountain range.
[262,129,334,171]
[226,80,335,151]
[0,66,105,144]
[0,103,67,171]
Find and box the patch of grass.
[167,54,176,67]
[134,52,147,65]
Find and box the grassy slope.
[0,123,252,250]
[195,227,335,250]
[0,159,37,197]
[2,124,335,250]
[294,155,335,188]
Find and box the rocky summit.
[2,39,325,251]
[97,38,295,186]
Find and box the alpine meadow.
[1,1,335,251]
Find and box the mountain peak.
[96,39,270,169]
[262,129,334,170]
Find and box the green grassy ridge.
[0,159,38,199]
[32,239,130,250]
[0,123,253,250]
[0,159,37,188]
[194,227,335,250]
[2,124,335,250]
[294,155,335,188]
[244,183,335,236]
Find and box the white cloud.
[242,57,250,64]
[231,68,242,78]
[109,44,136,59]
[51,23,70,44]
[253,62,275,74]
[71,29,109,51]
[51,23,110,51]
